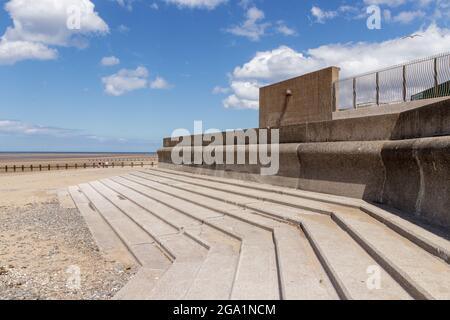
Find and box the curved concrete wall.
[158,136,450,229]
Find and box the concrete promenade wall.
[259,67,340,128]
[163,98,450,148]
[159,99,450,229]
[159,136,450,229]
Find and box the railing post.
[332,82,337,111]
[376,72,380,106]
[353,77,357,109]
[434,57,439,97]
[403,65,407,102]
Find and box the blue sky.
[0,0,449,152]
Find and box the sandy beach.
[0,166,142,299]
[0,167,141,207]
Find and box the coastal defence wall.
[158,75,450,230]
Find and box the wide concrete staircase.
[68,167,450,300]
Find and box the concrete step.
[113,267,165,300]
[86,180,210,300]
[89,181,179,238]
[68,186,137,267]
[138,170,450,299]
[301,215,412,300]
[332,211,450,299]
[149,168,450,264]
[118,174,338,299]
[99,177,240,300]
[77,183,172,269]
[138,169,336,214]
[121,172,411,300]
[130,171,315,219]
[136,170,450,299]
[112,175,281,300]
[70,168,450,300]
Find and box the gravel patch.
[0,202,137,300]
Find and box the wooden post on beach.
[65,164,68,170]
[84,163,86,169]
[39,164,42,171]
[22,165,24,172]
[48,164,50,171]
[131,162,134,168]
[31,165,33,171]
[5,165,7,173]
[13,165,16,172]
[141,162,143,167]
[75,164,77,169]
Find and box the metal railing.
[333,52,450,111]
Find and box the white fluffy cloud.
[102,67,171,96]
[212,86,230,94]
[115,0,135,11]
[311,6,338,23]
[223,24,450,109]
[276,21,297,36]
[226,7,269,41]
[0,0,108,65]
[223,81,260,109]
[101,56,120,66]
[0,120,77,136]
[313,1,441,24]
[102,66,149,96]
[226,7,296,41]
[150,76,171,89]
[0,40,58,65]
[392,10,426,23]
[0,119,158,150]
[364,0,407,7]
[165,0,227,10]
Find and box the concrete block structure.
[159,67,450,231]
[259,67,340,128]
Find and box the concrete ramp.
[69,168,450,300]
